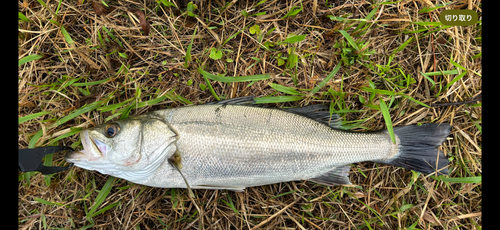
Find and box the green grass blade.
[220,194,240,215]
[268,83,303,95]
[338,30,359,51]
[136,95,170,107]
[78,224,95,230]
[19,12,32,22]
[420,72,436,88]
[310,62,342,95]
[91,202,119,217]
[19,111,52,124]
[254,96,303,104]
[393,37,413,55]
[432,176,481,184]
[170,94,193,105]
[43,152,53,186]
[270,190,297,199]
[401,95,429,108]
[29,130,44,148]
[412,21,443,26]
[332,109,364,113]
[361,87,395,96]
[223,23,253,45]
[102,26,122,48]
[379,97,396,144]
[353,5,379,33]
[53,100,105,127]
[34,197,64,206]
[418,3,452,13]
[407,221,419,230]
[60,26,74,46]
[281,5,302,19]
[363,87,429,109]
[55,0,62,15]
[450,59,467,71]
[285,47,298,70]
[36,0,47,8]
[19,54,44,67]
[119,104,134,120]
[184,27,197,68]
[198,68,270,83]
[364,6,379,20]
[201,72,220,101]
[363,219,374,230]
[97,98,134,112]
[399,204,415,212]
[354,165,368,178]
[282,34,306,44]
[445,70,467,90]
[88,177,116,219]
[46,128,83,146]
[421,69,459,76]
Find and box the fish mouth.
[65,130,107,163]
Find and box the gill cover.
[67,113,177,183]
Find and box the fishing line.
[168,152,205,230]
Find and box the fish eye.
[104,123,120,138]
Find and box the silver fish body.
[66,98,450,191]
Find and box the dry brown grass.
[19,0,481,229]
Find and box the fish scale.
[154,104,395,189]
[66,97,450,191]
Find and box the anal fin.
[309,166,351,186]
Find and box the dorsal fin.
[204,96,257,105]
[204,96,343,129]
[284,105,343,129]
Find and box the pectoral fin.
[168,150,198,198]
[168,150,182,169]
[309,166,351,186]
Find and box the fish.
[65,96,451,191]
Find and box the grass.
[19,0,481,229]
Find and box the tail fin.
[381,123,451,175]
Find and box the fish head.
[65,114,177,181]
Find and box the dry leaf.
[19,100,35,109]
[92,1,113,16]
[420,0,434,7]
[456,212,481,220]
[131,9,150,36]
[353,192,367,198]
[74,48,100,70]
[309,75,319,86]
[422,211,439,224]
